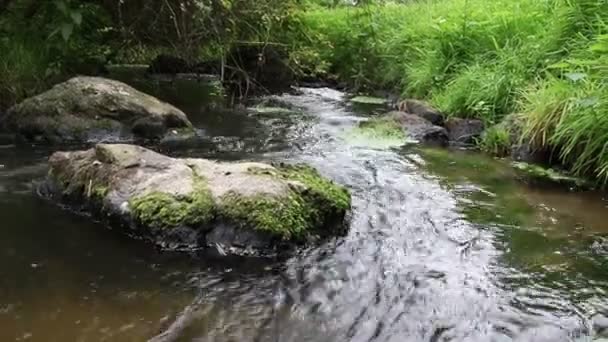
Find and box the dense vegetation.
[296,0,608,183]
[1,0,607,182]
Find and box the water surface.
[0,78,607,341]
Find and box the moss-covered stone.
[129,186,214,229]
[42,144,352,255]
[5,76,193,144]
[350,96,389,105]
[512,162,592,189]
[219,192,311,239]
[47,151,113,201]
[344,117,408,149]
[232,163,351,240]
[356,117,406,140]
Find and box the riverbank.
[1,0,606,185]
[293,0,608,184]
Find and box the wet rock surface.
[387,111,448,146]
[2,77,193,144]
[40,144,350,256]
[512,162,592,190]
[397,99,445,126]
[445,117,484,145]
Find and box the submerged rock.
[2,77,193,144]
[512,162,592,190]
[386,111,448,146]
[445,118,484,145]
[351,112,447,146]
[41,144,351,256]
[350,96,388,105]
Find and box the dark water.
[0,76,607,341]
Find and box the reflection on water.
[0,77,607,341]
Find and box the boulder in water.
[41,144,351,256]
[396,99,445,126]
[2,77,193,143]
[445,117,485,145]
[385,111,448,146]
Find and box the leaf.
[564,72,587,82]
[547,62,570,69]
[55,0,68,15]
[577,96,599,108]
[61,23,74,42]
[590,42,608,53]
[70,11,82,26]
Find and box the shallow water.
[0,78,607,341]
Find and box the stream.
[1,73,607,341]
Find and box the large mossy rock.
[41,144,351,256]
[2,77,193,143]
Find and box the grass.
[294,0,608,183]
[0,38,53,110]
[479,124,511,157]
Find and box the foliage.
[520,5,608,182]
[0,0,113,109]
[2,0,608,184]
[0,0,303,109]
[479,125,511,157]
[296,0,608,182]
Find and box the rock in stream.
[2,77,193,143]
[40,144,351,256]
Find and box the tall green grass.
[295,0,608,182]
[0,39,52,110]
[522,19,608,181]
[298,0,565,121]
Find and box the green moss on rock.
[350,96,389,105]
[275,164,351,211]
[219,192,312,239]
[227,163,351,240]
[129,181,214,229]
[512,162,592,189]
[344,117,407,147]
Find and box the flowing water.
[1,75,607,342]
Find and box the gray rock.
[397,99,445,126]
[445,118,484,144]
[41,144,351,256]
[3,77,193,143]
[387,111,448,146]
